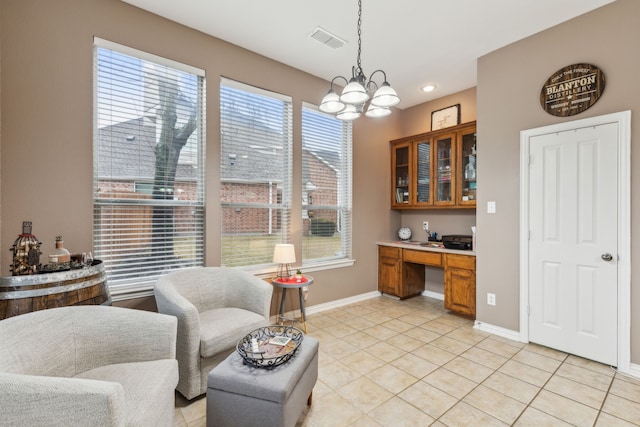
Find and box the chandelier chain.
[318,0,399,120]
[356,0,363,77]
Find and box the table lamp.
[273,244,296,279]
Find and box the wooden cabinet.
[434,132,456,206]
[444,254,476,318]
[403,249,442,266]
[457,126,478,206]
[377,245,476,318]
[378,246,402,296]
[391,143,411,207]
[391,122,476,209]
[377,246,425,299]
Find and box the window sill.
[110,284,155,302]
[253,258,356,280]
[110,258,356,301]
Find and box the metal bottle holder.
[10,221,42,276]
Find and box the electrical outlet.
[487,293,496,306]
[422,221,429,231]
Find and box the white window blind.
[301,103,352,264]
[220,78,293,268]
[93,39,206,296]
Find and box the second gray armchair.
[154,267,273,400]
[0,305,178,427]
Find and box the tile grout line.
[431,331,535,426]
[591,373,615,426]
[302,298,633,427]
[508,348,569,426]
[178,297,640,426]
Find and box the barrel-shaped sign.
[540,63,605,117]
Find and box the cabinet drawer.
[445,254,475,270]
[403,249,442,266]
[379,246,401,259]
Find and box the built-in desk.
[377,241,476,318]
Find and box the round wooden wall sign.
[540,63,605,117]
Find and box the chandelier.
[319,0,400,121]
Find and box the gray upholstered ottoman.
[206,336,319,427]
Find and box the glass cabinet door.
[392,143,411,207]
[434,134,455,205]
[458,128,477,205]
[415,140,432,205]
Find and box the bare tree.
[151,77,197,256]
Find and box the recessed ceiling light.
[421,84,437,93]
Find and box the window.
[93,38,206,296]
[219,78,293,268]
[301,103,352,265]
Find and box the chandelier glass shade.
[318,89,345,114]
[319,0,399,121]
[336,104,361,121]
[364,104,392,118]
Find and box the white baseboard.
[267,291,640,381]
[269,291,380,324]
[624,363,640,380]
[474,320,523,343]
[422,290,444,301]
[472,320,640,380]
[305,291,380,316]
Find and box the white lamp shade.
[336,104,361,121]
[273,244,296,264]
[319,90,346,114]
[340,80,369,105]
[365,104,392,118]
[370,83,400,107]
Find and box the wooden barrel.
[0,260,110,320]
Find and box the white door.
[528,122,618,366]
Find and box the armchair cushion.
[74,359,177,426]
[199,307,266,358]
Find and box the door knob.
[601,253,613,261]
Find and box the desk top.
[377,241,476,256]
[271,275,314,288]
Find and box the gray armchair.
[0,305,178,427]
[154,267,273,400]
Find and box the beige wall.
[476,0,640,363]
[401,87,477,136]
[0,0,401,307]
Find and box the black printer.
[442,235,473,250]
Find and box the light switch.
[487,201,496,214]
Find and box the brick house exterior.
[97,116,339,246]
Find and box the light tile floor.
[174,295,640,426]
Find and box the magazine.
[268,336,291,346]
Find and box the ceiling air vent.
[309,27,346,49]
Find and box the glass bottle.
[51,235,71,263]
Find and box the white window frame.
[93,38,206,299]
[300,103,354,272]
[219,78,293,272]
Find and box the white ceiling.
[121,0,615,109]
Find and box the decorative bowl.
[236,325,304,368]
